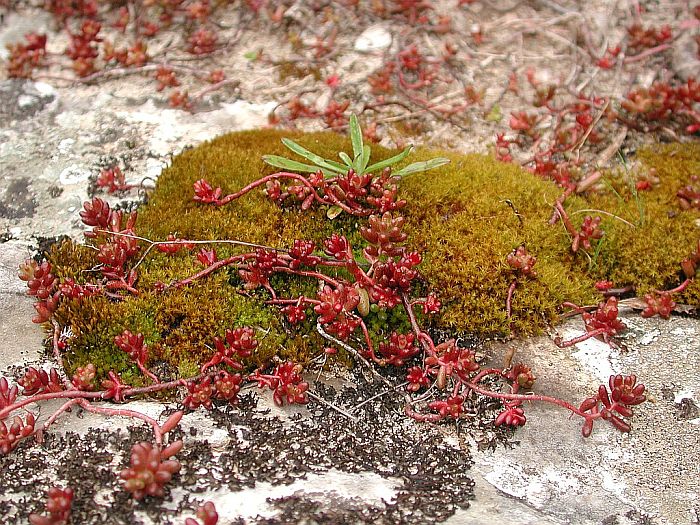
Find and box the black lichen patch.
[0,177,36,219]
[0,373,476,524]
[47,130,699,380]
[33,235,70,261]
[675,397,699,420]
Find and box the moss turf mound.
[49,131,699,384]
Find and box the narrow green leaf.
[393,157,450,177]
[361,145,371,172]
[352,153,363,174]
[339,152,353,166]
[350,114,364,160]
[262,155,325,174]
[365,146,413,174]
[485,104,502,122]
[281,138,346,173]
[326,205,343,219]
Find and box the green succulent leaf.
[262,155,323,173]
[326,205,343,219]
[263,115,447,182]
[393,157,451,177]
[281,138,346,174]
[485,103,503,122]
[361,144,371,172]
[339,152,353,167]
[352,155,363,175]
[365,146,413,174]
[350,114,364,160]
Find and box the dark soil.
[0,367,491,524]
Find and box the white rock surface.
[354,25,393,53]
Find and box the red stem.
[404,402,442,423]
[265,297,322,307]
[469,368,506,385]
[548,186,575,225]
[51,321,73,389]
[464,381,585,417]
[560,301,592,314]
[346,260,376,288]
[0,373,209,421]
[170,254,248,288]
[41,398,82,432]
[624,44,671,64]
[273,267,342,288]
[77,399,165,444]
[120,376,193,396]
[662,278,692,295]
[418,332,437,355]
[576,171,603,194]
[602,285,635,297]
[506,280,517,320]
[555,328,606,347]
[317,259,359,268]
[323,186,372,216]
[554,201,580,240]
[0,390,101,420]
[106,278,139,296]
[137,362,161,384]
[193,78,240,100]
[358,318,379,363]
[216,172,366,217]
[35,390,170,445]
[401,292,434,355]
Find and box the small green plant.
[194,115,450,218]
[263,114,450,179]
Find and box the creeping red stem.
[506,280,517,320]
[404,402,443,423]
[137,362,161,384]
[76,399,165,444]
[555,328,607,347]
[273,267,342,288]
[663,278,692,295]
[401,292,435,355]
[215,172,365,216]
[554,201,580,244]
[0,374,210,421]
[170,254,248,288]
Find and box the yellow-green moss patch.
[49,131,699,380]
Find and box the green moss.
[399,149,596,333]
[583,143,700,303]
[48,130,699,381]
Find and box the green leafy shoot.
[364,146,413,174]
[393,158,451,177]
[361,144,371,172]
[281,138,347,174]
[338,151,353,166]
[350,114,364,160]
[261,155,326,174]
[262,114,450,179]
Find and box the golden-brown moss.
[48,130,699,381]
[583,143,700,303]
[399,148,597,334]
